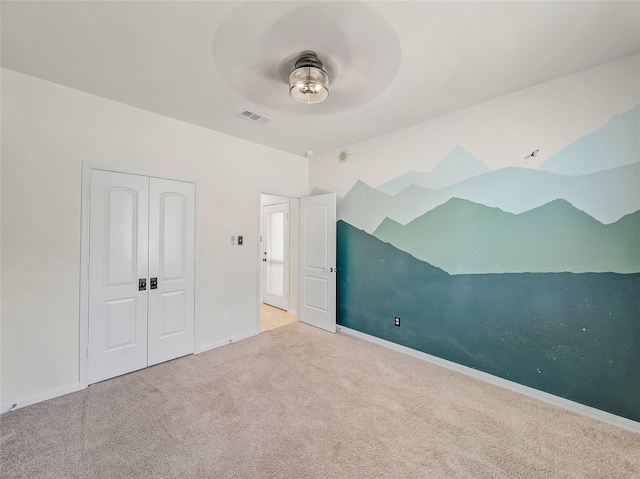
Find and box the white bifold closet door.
[88,170,195,384]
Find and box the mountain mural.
[337,162,640,233]
[377,145,490,195]
[373,198,640,274]
[338,220,640,422]
[538,104,640,176]
[332,99,640,424]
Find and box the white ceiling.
[2,1,639,158]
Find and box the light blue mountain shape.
[436,163,639,224]
[372,197,640,274]
[377,145,490,195]
[338,180,394,233]
[538,103,639,176]
[337,162,640,233]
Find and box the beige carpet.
[1,322,638,478]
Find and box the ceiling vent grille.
[237,109,273,126]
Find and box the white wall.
[1,69,309,407]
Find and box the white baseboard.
[1,382,83,414]
[2,331,262,414]
[196,329,260,354]
[287,308,297,318]
[337,326,639,434]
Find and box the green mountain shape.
[339,163,639,233]
[373,197,640,274]
[338,180,395,233]
[538,103,639,175]
[377,145,490,195]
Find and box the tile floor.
[260,303,297,332]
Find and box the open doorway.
[259,193,299,332]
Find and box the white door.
[88,170,195,384]
[88,170,149,384]
[262,202,289,311]
[299,193,336,333]
[147,178,196,366]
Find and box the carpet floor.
[1,322,638,478]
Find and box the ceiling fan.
[211,1,401,113]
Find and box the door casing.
[256,190,336,334]
[256,190,301,332]
[80,162,199,389]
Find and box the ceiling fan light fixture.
[289,50,329,104]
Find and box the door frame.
[256,190,301,332]
[79,161,199,389]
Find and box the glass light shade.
[289,66,329,104]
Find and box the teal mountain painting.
[338,221,640,422]
[329,102,640,422]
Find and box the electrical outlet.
[394,316,401,327]
[224,311,231,322]
[231,236,236,245]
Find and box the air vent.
[237,110,273,126]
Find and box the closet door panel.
[88,170,149,384]
[148,178,196,366]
